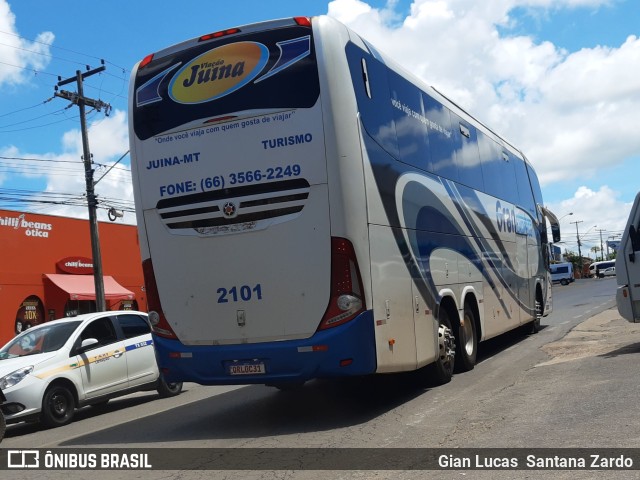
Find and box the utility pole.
[55,64,111,311]
[596,229,606,261]
[571,220,583,277]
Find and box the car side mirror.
[76,338,99,354]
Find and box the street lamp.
[584,225,598,235]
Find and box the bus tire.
[531,295,543,334]
[455,303,477,372]
[157,375,183,398]
[426,308,456,385]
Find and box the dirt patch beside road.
[537,308,640,366]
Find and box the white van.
[550,262,574,286]
[589,260,616,278]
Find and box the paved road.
[3,278,639,480]
[546,277,617,326]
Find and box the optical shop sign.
[0,213,53,238]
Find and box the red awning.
[44,274,135,301]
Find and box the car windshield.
[0,321,82,359]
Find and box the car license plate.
[227,360,266,375]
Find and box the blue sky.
[1,0,639,257]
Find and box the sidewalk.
[538,308,640,367]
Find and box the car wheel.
[0,410,6,443]
[560,279,568,286]
[41,384,75,428]
[454,303,477,373]
[157,375,183,398]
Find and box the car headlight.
[0,365,34,389]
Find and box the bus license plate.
[227,361,265,375]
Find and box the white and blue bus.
[128,16,560,387]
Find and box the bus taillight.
[199,28,241,42]
[142,258,178,339]
[139,54,154,69]
[319,237,365,330]
[294,17,312,27]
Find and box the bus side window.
[388,69,431,172]
[346,43,399,159]
[478,131,519,204]
[423,94,457,182]
[451,112,484,192]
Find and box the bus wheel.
[455,303,477,372]
[531,296,542,334]
[427,308,456,385]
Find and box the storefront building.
[0,209,147,345]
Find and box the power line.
[0,97,55,118]
[95,151,130,185]
[0,60,126,103]
[0,105,71,129]
[0,188,135,212]
[0,29,130,74]
[0,154,130,172]
[0,59,60,79]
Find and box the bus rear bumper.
[152,310,377,385]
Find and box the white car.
[0,311,182,428]
[602,266,616,277]
[0,387,6,442]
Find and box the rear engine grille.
[156,178,310,235]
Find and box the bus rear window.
[132,26,319,141]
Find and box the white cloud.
[0,0,54,86]
[2,110,134,223]
[46,110,134,223]
[547,186,632,254]
[1,0,635,236]
[326,0,638,231]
